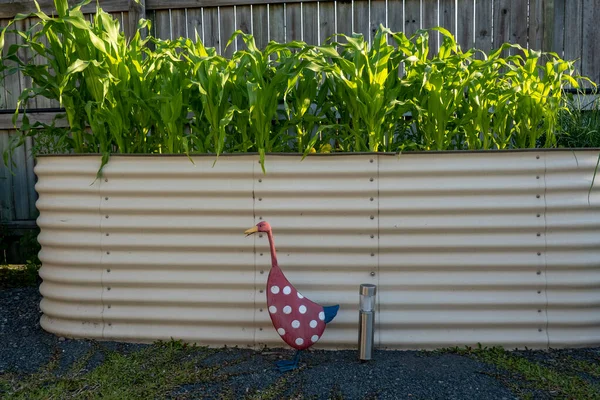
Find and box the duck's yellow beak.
[244,226,259,236]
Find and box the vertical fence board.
[547,0,561,54]
[474,0,492,56]
[440,0,455,36]
[252,4,269,48]
[28,17,54,109]
[24,136,36,218]
[404,0,421,38]
[186,8,203,42]
[303,2,319,45]
[336,0,353,37]
[421,0,437,54]
[528,0,544,51]
[3,19,21,110]
[388,0,404,33]
[235,5,252,50]
[203,7,219,50]
[170,8,186,39]
[220,6,236,56]
[456,0,474,51]
[8,132,31,220]
[353,0,369,42]
[564,0,583,76]
[269,4,285,44]
[154,9,171,39]
[285,2,302,41]
[319,1,335,45]
[0,131,14,222]
[509,0,528,51]
[582,0,599,86]
[493,0,511,56]
[370,0,387,41]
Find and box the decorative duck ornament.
[245,221,339,372]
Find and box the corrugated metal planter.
[34,150,600,350]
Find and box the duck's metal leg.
[275,350,301,372]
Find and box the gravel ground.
[1,287,598,399]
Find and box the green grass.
[438,345,600,400]
[0,340,226,399]
[0,263,40,289]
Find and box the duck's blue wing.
[323,305,339,324]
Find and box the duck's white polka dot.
[311,335,319,343]
[319,311,325,321]
[271,286,280,294]
[291,320,300,328]
[283,286,291,295]
[310,320,317,328]
[297,293,304,299]
[299,305,307,314]
[283,306,292,314]
[295,338,304,346]
[277,328,286,336]
[268,306,277,314]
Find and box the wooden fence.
[0,0,599,242]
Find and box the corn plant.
[313,26,412,153]
[0,0,593,175]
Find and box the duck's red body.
[266,265,326,350]
[245,221,338,358]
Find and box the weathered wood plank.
[404,0,420,39]
[509,0,528,50]
[128,0,145,39]
[456,0,474,51]
[440,0,455,36]
[269,3,285,43]
[353,0,369,42]
[15,19,31,109]
[24,136,37,218]
[3,18,21,110]
[422,0,438,54]
[170,8,187,39]
[0,131,15,222]
[203,7,219,50]
[252,4,269,48]
[220,6,236,56]
[302,2,318,45]
[548,0,562,55]
[387,0,403,34]
[582,0,600,86]
[235,5,251,50]
[474,0,492,56]
[146,0,322,11]
[186,7,203,42]
[336,0,353,37]
[0,112,69,129]
[8,131,31,220]
[493,0,510,54]
[528,0,545,52]
[370,0,387,41]
[154,9,171,39]
[285,1,301,41]
[563,0,582,76]
[319,1,335,45]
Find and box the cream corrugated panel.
[378,152,548,349]
[36,155,257,345]
[544,151,600,348]
[35,152,600,350]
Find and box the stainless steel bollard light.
[358,283,377,361]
